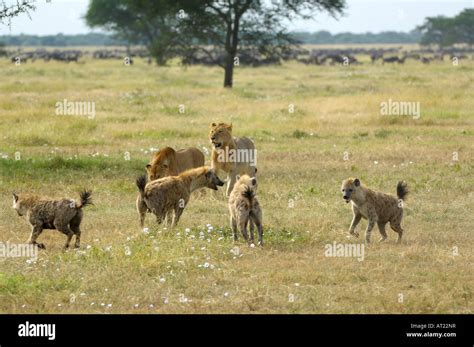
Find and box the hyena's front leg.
[365,209,378,244]
[349,213,362,238]
[28,225,45,249]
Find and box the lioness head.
[146,147,177,181]
[204,168,225,190]
[341,178,361,203]
[12,192,27,216]
[209,123,233,150]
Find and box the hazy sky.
[0,0,472,36]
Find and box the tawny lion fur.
[209,123,257,196]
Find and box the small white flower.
[159,277,166,283]
[224,292,229,297]
[107,303,112,308]
[250,243,255,248]
[163,298,169,304]
[374,161,379,165]
[134,304,139,308]
[143,227,150,234]
[203,262,210,268]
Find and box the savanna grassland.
[0,53,473,313]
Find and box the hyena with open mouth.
[12,190,92,250]
[341,178,408,244]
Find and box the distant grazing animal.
[12,190,92,250]
[341,178,408,244]
[382,56,406,64]
[136,167,224,228]
[209,123,257,196]
[228,175,263,246]
[136,146,205,228]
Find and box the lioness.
[137,146,205,227]
[146,147,205,181]
[209,123,257,196]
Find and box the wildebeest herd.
[4,45,474,66]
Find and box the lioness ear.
[12,192,18,202]
[354,178,360,187]
[227,123,232,132]
[145,164,151,172]
[236,174,241,181]
[210,122,216,128]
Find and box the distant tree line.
[292,30,422,44]
[0,30,424,47]
[0,33,130,46]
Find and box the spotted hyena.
[341,178,408,243]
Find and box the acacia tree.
[86,0,188,65]
[0,0,36,23]
[183,0,345,87]
[86,0,345,87]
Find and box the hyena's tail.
[243,186,255,207]
[136,175,147,198]
[396,181,408,201]
[77,190,93,208]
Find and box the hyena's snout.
[342,190,352,203]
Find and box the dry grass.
[0,55,473,313]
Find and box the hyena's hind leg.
[248,219,255,244]
[251,213,263,246]
[54,221,75,249]
[69,214,83,248]
[390,223,404,244]
[377,222,388,243]
[230,215,238,241]
[28,225,45,249]
[238,217,250,243]
[136,195,148,228]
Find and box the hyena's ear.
[354,178,360,187]
[210,122,217,128]
[12,192,18,202]
[251,177,257,186]
[227,123,233,132]
[145,164,151,172]
[236,174,241,181]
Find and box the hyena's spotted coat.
[341,178,408,243]
[228,175,263,246]
[12,190,92,249]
